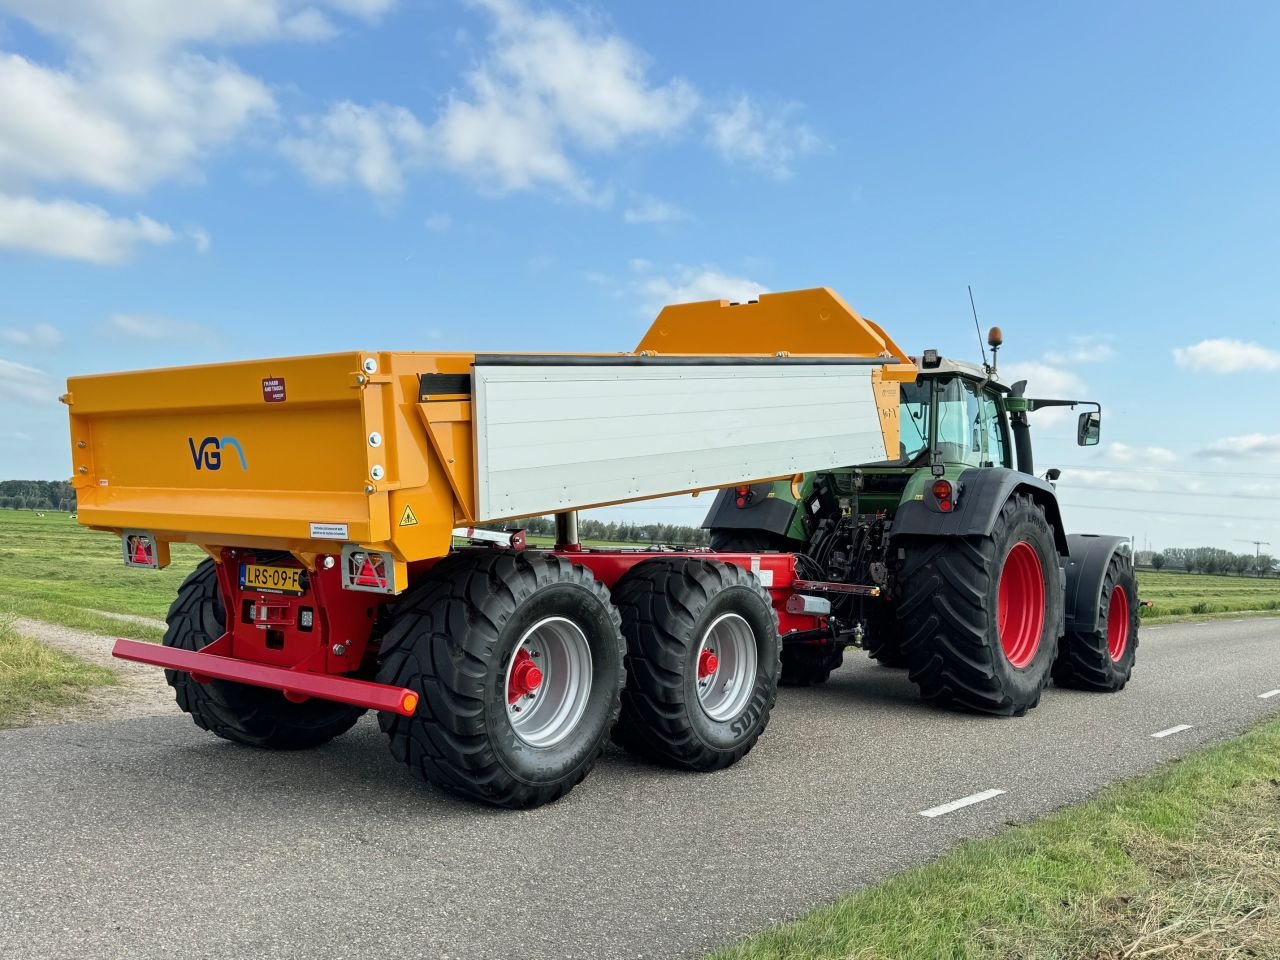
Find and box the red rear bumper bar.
[112,638,419,716]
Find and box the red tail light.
[735,485,752,508]
[932,479,955,513]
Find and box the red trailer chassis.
[114,543,873,717]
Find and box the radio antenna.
[968,285,990,370]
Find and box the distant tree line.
[485,515,710,547]
[0,480,75,512]
[1136,547,1276,578]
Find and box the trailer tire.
[707,530,791,553]
[780,645,843,686]
[611,559,781,770]
[376,551,625,809]
[1052,551,1139,691]
[895,494,1062,716]
[164,560,365,750]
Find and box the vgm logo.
[188,436,247,471]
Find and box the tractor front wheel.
[376,551,625,808]
[164,560,365,749]
[1053,551,1139,691]
[895,494,1062,716]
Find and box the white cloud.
[1044,335,1116,365]
[706,95,821,179]
[0,357,57,404]
[0,194,179,264]
[106,313,215,342]
[431,0,698,199]
[1001,361,1086,428]
[0,323,63,349]
[1105,442,1176,464]
[1056,468,1162,493]
[1200,433,1280,460]
[1172,338,1280,373]
[634,264,769,314]
[424,213,453,231]
[283,0,701,202]
[281,101,430,200]
[0,50,274,194]
[0,1,392,260]
[623,195,688,224]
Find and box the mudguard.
[700,483,800,541]
[1062,533,1130,635]
[890,468,1070,555]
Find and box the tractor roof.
[912,354,1011,391]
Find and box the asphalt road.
[2,617,1278,960]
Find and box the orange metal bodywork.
[66,288,918,581]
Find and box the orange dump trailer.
[66,289,915,807]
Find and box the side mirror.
[1077,411,1101,446]
[1045,468,1062,481]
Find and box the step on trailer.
[65,288,1139,808]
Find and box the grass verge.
[0,617,119,728]
[710,717,1280,960]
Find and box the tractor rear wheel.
[164,560,365,749]
[1052,551,1139,691]
[895,494,1062,716]
[611,558,781,770]
[376,551,625,808]
[707,530,792,553]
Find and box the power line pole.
[1236,539,1271,577]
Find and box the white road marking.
[1259,689,1280,700]
[919,789,1006,818]
[1151,724,1193,739]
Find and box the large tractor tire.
[611,558,782,770]
[895,494,1063,716]
[707,530,792,553]
[1053,551,1139,691]
[376,551,625,808]
[164,560,365,749]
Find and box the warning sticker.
[262,377,286,403]
[399,504,419,527]
[309,522,349,540]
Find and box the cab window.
[934,378,985,467]
[982,391,1010,467]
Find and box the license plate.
[240,564,305,596]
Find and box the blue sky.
[2,1,1279,552]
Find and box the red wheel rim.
[997,541,1045,668]
[1106,584,1129,661]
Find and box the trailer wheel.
[611,559,781,770]
[164,560,365,749]
[375,551,624,808]
[895,494,1062,716]
[1052,551,1139,691]
[780,645,843,685]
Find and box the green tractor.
[701,331,1139,716]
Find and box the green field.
[0,617,118,728]
[1136,569,1280,620]
[1,511,1277,640]
[0,510,202,642]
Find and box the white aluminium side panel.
[472,362,887,520]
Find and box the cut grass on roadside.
[0,618,118,728]
[710,716,1280,960]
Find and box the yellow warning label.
[399,504,419,527]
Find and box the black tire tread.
[164,560,364,749]
[376,551,624,808]
[1052,552,1140,691]
[611,558,781,770]
[894,494,1059,717]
